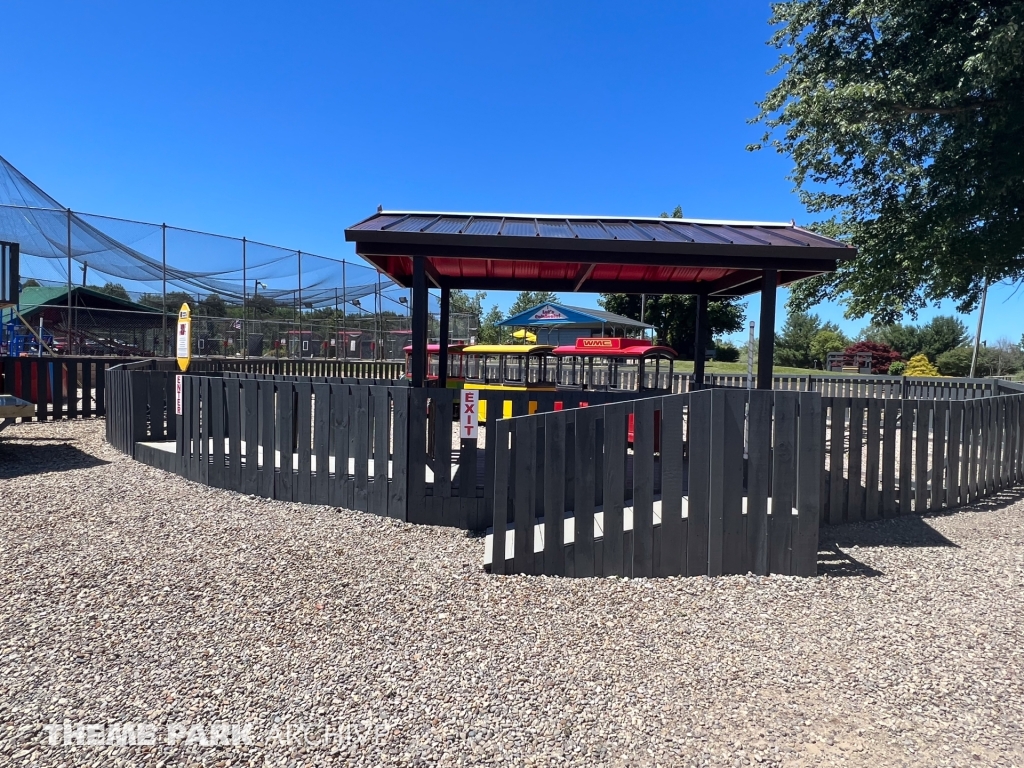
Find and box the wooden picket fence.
[489,389,822,577]
[1,356,122,421]
[104,365,1024,579]
[821,393,1024,524]
[108,367,660,527]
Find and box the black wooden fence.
[489,389,822,577]
[2,356,405,425]
[1,356,120,421]
[106,367,663,528]
[821,393,1024,524]
[105,363,1024,580]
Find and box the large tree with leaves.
[751,1,1024,323]
[600,293,745,358]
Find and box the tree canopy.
[774,310,848,368]
[860,315,970,359]
[600,293,745,358]
[751,1,1024,323]
[507,291,560,318]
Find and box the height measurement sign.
[460,390,479,440]
[176,303,192,372]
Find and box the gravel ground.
[1,420,1022,768]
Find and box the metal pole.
[692,293,709,390]
[377,271,382,360]
[161,223,167,356]
[341,261,347,359]
[747,321,755,389]
[67,208,72,355]
[439,287,450,387]
[411,256,427,387]
[757,269,778,390]
[297,250,302,327]
[242,237,247,359]
[970,277,989,378]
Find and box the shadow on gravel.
[822,514,958,554]
[0,440,109,479]
[817,544,884,577]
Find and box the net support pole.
[438,286,450,387]
[66,208,73,355]
[757,269,777,390]
[297,250,302,334]
[692,292,709,390]
[242,237,247,359]
[341,260,347,360]
[411,256,427,387]
[161,223,167,356]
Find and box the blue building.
[497,302,653,347]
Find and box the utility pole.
[66,208,72,355]
[970,278,989,378]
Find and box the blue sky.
[2,0,1015,345]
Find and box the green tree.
[919,316,970,360]
[862,315,969,359]
[196,293,227,317]
[21,278,41,288]
[861,324,922,359]
[477,305,505,344]
[90,282,131,301]
[599,293,745,358]
[774,310,822,367]
[810,328,850,366]
[449,289,485,318]
[507,291,560,318]
[751,1,1024,323]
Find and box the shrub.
[936,347,973,377]
[904,353,940,377]
[843,340,902,374]
[713,342,740,363]
[888,361,906,376]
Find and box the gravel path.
[1,420,1022,768]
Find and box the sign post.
[460,389,479,440]
[176,303,192,372]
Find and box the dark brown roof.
[346,211,854,296]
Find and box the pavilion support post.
[438,286,450,388]
[693,292,709,390]
[757,269,777,390]
[411,256,428,387]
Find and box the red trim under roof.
[346,211,854,297]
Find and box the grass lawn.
[671,360,822,376]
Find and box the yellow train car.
[460,344,556,420]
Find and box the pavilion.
[345,211,854,388]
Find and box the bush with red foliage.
[843,341,903,374]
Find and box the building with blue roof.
[497,302,653,346]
